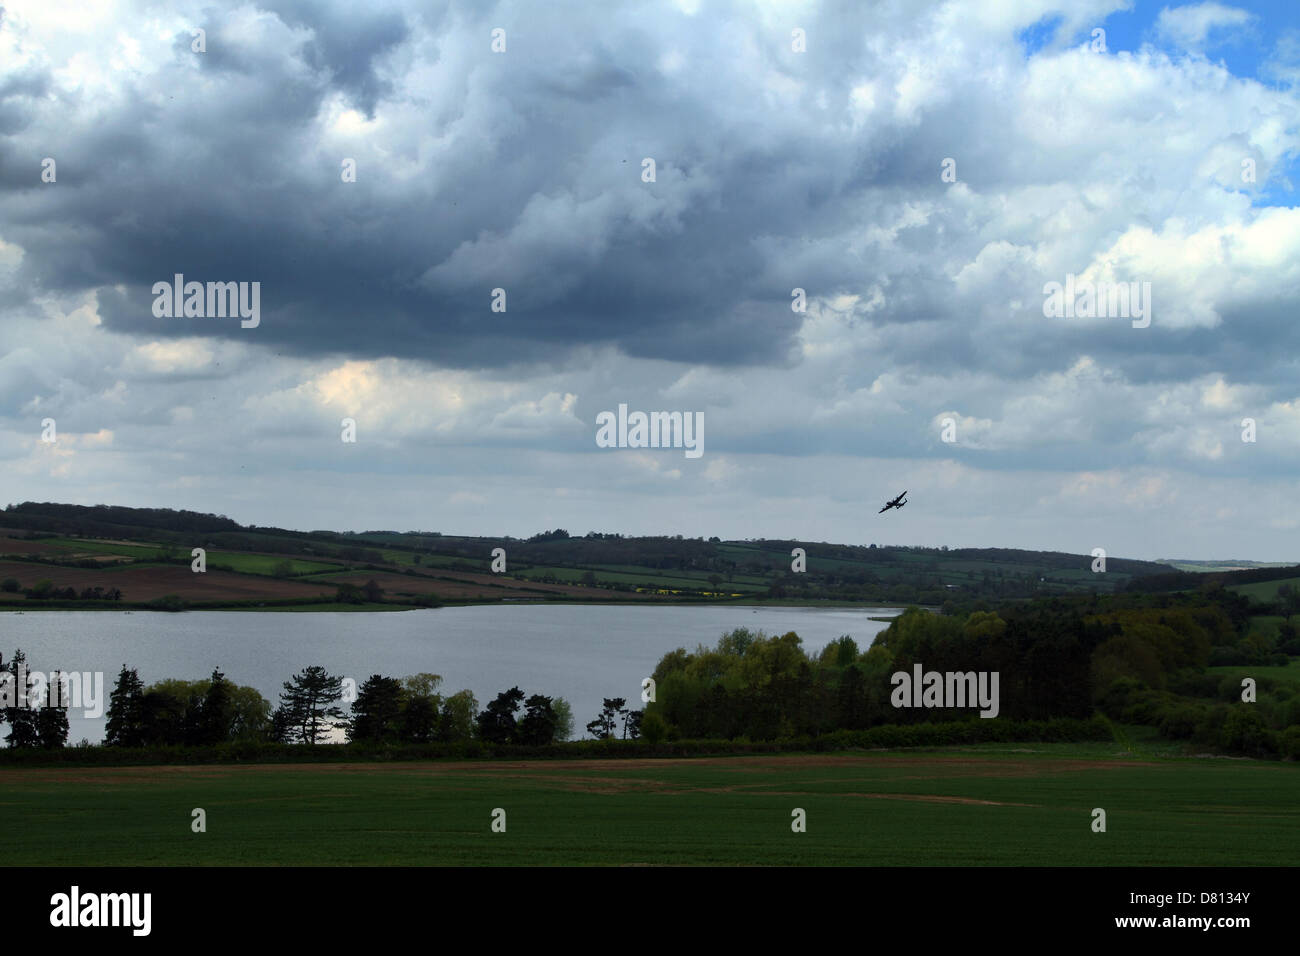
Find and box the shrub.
[1193,704,1230,747]
[1217,676,1249,701]
[1157,704,1201,740]
[1221,708,1276,757]
[0,716,1114,764]
[1208,645,1258,666]
[1167,673,1220,698]
[640,710,669,745]
[1280,726,1300,761]
[1122,689,1173,726]
[1095,677,1143,718]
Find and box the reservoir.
[0,603,901,743]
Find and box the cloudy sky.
[1,0,1297,561]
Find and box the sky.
[0,0,1297,561]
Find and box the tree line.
[639,590,1298,758]
[0,659,646,749]
[0,650,69,748]
[6,582,1293,760]
[2,578,124,601]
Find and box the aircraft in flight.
[878,490,908,513]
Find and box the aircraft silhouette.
[878,490,908,513]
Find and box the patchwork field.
[1229,576,1300,603]
[0,560,339,603]
[0,507,1209,608]
[0,533,636,606]
[2,745,1295,866]
[0,535,77,556]
[313,569,628,601]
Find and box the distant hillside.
[1158,559,1297,573]
[1127,560,1300,611]
[0,501,1180,610]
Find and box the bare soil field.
[0,536,60,554]
[320,569,622,601]
[0,560,337,602]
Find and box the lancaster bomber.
[878,490,908,513]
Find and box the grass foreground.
[2,743,1295,866]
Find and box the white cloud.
[1156,3,1254,49]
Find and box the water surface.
[0,604,901,743]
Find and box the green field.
[2,745,1295,865]
[512,563,768,593]
[1240,615,1297,642]
[42,539,345,576]
[376,550,466,569]
[1230,576,1300,603]
[1207,663,1300,688]
[200,553,343,576]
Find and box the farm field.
[0,532,617,606]
[1207,662,1300,688]
[2,746,1295,866]
[1228,576,1300,603]
[516,564,761,592]
[0,560,339,603]
[0,504,1218,609]
[9,538,346,576]
[310,569,609,601]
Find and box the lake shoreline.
[0,599,924,613]
[1,604,908,746]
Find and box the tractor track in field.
[0,753,1155,794]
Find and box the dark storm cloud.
[257,0,410,117]
[1,0,1298,406]
[0,0,1071,373]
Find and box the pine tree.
[517,694,558,746]
[2,650,39,748]
[585,697,627,740]
[276,666,345,744]
[349,674,404,743]
[196,668,236,745]
[476,687,525,744]
[36,671,69,749]
[105,665,145,747]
